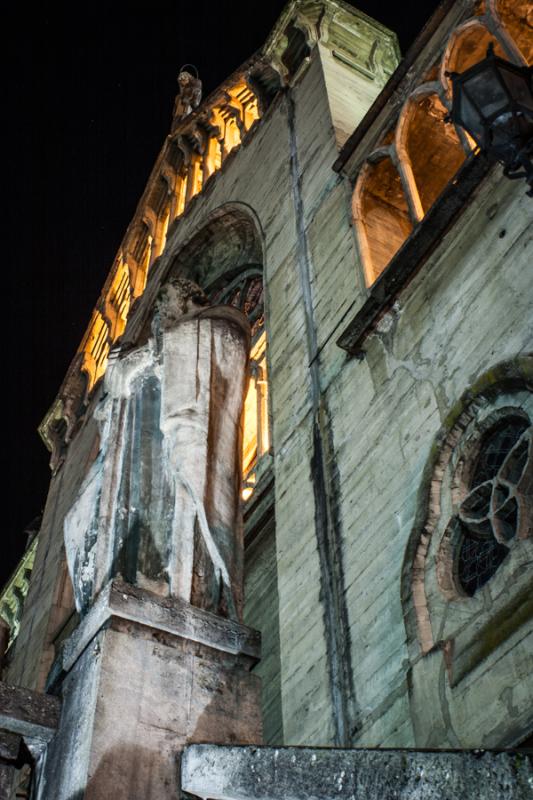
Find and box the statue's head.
[177,71,194,88]
[155,276,209,331]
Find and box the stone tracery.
[442,416,532,598]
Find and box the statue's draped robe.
[64,306,250,621]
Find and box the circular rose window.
[454,417,532,596]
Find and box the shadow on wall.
[64,744,181,800]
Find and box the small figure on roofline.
[172,65,202,125]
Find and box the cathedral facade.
[1,0,532,797]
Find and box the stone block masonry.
[39,581,262,800]
[182,744,533,800]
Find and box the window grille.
[455,418,530,595]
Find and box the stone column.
[40,279,262,799]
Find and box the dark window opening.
[281,24,311,78]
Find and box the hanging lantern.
[448,44,533,196]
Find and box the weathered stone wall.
[6,415,99,689]
[268,48,358,747]
[7,1,532,758]
[322,172,532,748]
[244,519,283,745]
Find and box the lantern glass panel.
[464,69,510,119]
[499,68,533,112]
[459,91,486,144]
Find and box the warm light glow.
[242,332,269,500]
[205,136,223,177]
[175,173,187,217]
[211,106,242,155]
[352,10,533,290]
[243,96,260,130]
[129,227,153,301]
[135,233,153,296]
[106,261,131,341]
[189,156,204,197]
[242,369,259,477]
[242,486,254,502]
[441,21,507,95]
[397,93,466,217]
[158,206,170,256]
[225,116,241,153]
[70,78,263,402]
[230,83,260,130]
[354,158,413,286]
[463,130,477,151]
[81,311,110,389]
[145,234,154,269]
[496,0,533,65]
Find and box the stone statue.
[64,277,250,621]
[173,70,202,122]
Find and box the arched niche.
[493,0,533,65]
[441,20,508,96]
[281,23,311,78]
[353,155,413,286]
[397,91,467,216]
[207,266,264,341]
[168,203,264,289]
[126,204,265,349]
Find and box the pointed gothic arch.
[395,88,467,218]
[353,155,413,286]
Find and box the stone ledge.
[48,580,261,688]
[181,744,533,800]
[0,682,60,745]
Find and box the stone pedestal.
[39,581,261,800]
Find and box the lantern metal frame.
[448,44,533,196]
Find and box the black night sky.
[3,1,443,587]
